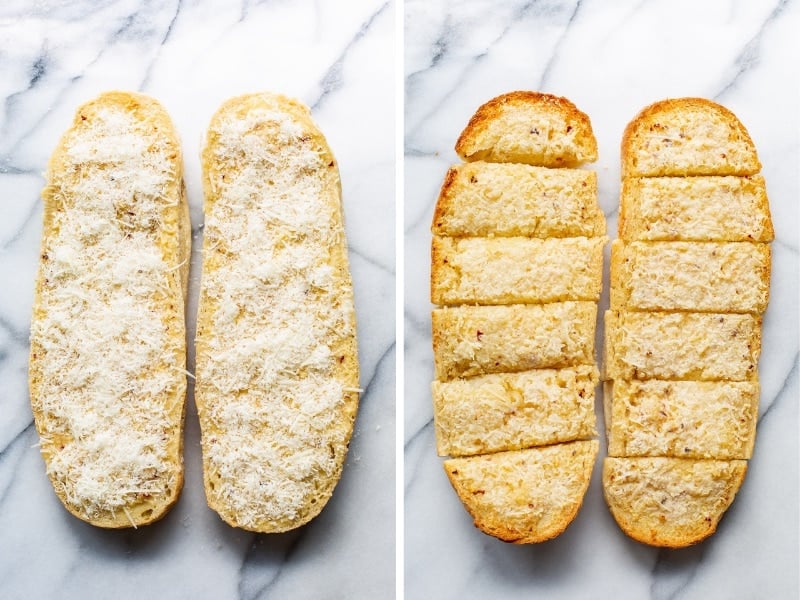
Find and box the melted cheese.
[31,105,182,522]
[198,106,355,528]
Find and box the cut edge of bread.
[444,440,599,544]
[455,91,598,167]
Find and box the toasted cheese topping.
[198,106,355,528]
[31,105,182,521]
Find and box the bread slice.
[445,441,598,543]
[455,92,598,167]
[433,366,598,458]
[431,162,604,238]
[29,91,188,528]
[603,457,747,547]
[621,97,761,177]
[604,310,761,382]
[196,93,359,532]
[606,379,758,460]
[609,240,770,314]
[431,235,606,305]
[620,175,773,242]
[432,302,597,381]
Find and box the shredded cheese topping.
[199,106,355,528]
[32,104,182,521]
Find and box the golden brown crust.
[455,91,598,167]
[197,92,358,533]
[620,97,761,177]
[445,441,598,543]
[30,91,187,528]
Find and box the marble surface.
[0,1,394,599]
[404,1,799,598]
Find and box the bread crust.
[30,91,188,528]
[621,97,761,177]
[455,91,598,167]
[196,93,358,532]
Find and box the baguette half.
[196,93,359,532]
[455,91,598,167]
[29,91,189,528]
[445,441,599,543]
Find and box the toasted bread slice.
[609,240,770,313]
[603,457,747,547]
[445,441,598,543]
[604,310,761,382]
[455,92,598,167]
[433,366,598,458]
[432,302,597,381]
[431,236,606,306]
[606,380,758,460]
[196,93,359,532]
[432,162,604,237]
[621,97,761,177]
[620,175,773,242]
[29,91,188,528]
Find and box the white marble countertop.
[404,1,798,598]
[0,1,395,598]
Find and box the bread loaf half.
[604,98,770,547]
[29,91,189,527]
[432,92,603,543]
[195,93,359,532]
